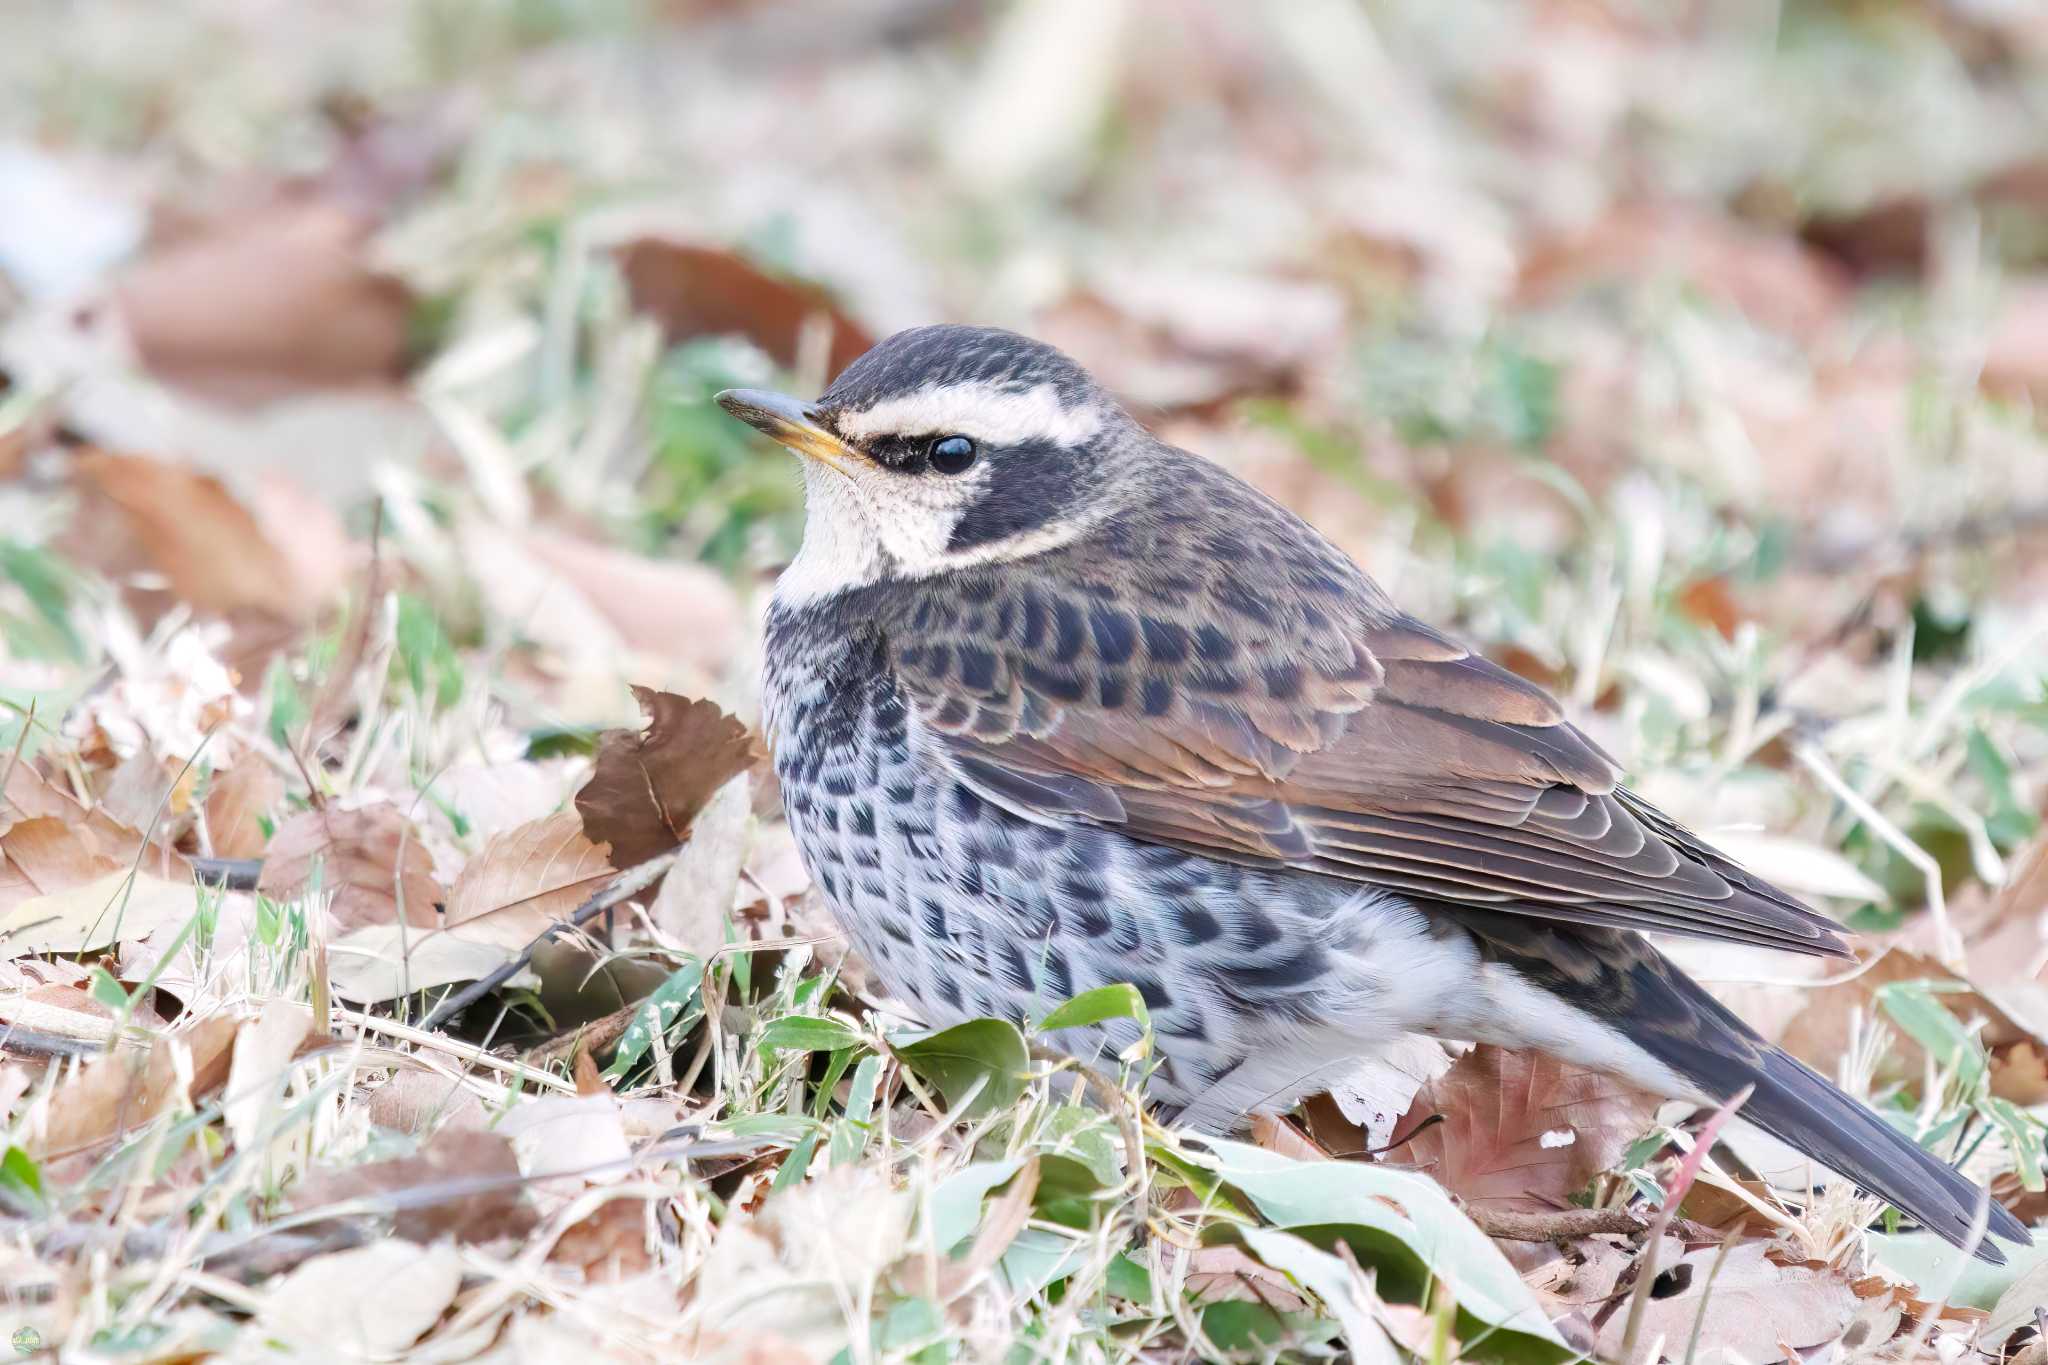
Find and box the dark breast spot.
[1088,605,1137,663]
[1140,617,1189,663]
[1052,598,1086,662]
[956,645,997,691]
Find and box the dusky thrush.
[719,324,2026,1261]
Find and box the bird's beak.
[716,388,855,476]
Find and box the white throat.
[772,457,1103,607]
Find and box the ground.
[3,1,2048,1361]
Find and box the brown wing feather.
[890,460,1850,959]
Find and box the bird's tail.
[1459,913,2031,1263]
[1640,967,2030,1263]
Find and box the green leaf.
[758,1014,863,1054]
[829,1054,883,1168]
[1239,1225,1404,1360]
[771,1131,819,1192]
[1870,1232,2048,1312]
[1037,983,1150,1035]
[1980,1096,2046,1191]
[1190,1137,1572,1362]
[88,966,131,1013]
[1876,981,1988,1097]
[1032,1153,1112,1231]
[0,1146,44,1214]
[1105,1252,1152,1303]
[893,1018,1030,1120]
[603,959,704,1081]
[926,1159,1026,1255]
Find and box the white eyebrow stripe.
[833,380,1102,448]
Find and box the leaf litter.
[3,1,2048,1361]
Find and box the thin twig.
[416,849,679,1032]
[1464,1205,1720,1245]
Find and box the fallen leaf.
[363,1068,488,1135]
[1518,202,1851,340]
[117,196,412,404]
[291,1126,536,1244]
[443,811,614,949]
[223,999,316,1151]
[618,237,873,377]
[0,820,123,915]
[0,869,197,959]
[1397,1046,1661,1214]
[258,802,444,931]
[575,688,759,871]
[1315,1035,1459,1152]
[1591,1242,1863,1364]
[551,1196,656,1281]
[1776,948,2031,1087]
[255,1240,463,1359]
[523,527,745,677]
[1182,1241,1311,1313]
[497,1093,633,1191]
[325,923,532,1003]
[69,449,311,621]
[34,1014,239,1156]
[647,773,751,957]
[203,756,285,860]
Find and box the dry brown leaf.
[364,1068,489,1135]
[33,1014,239,1156]
[0,871,200,960]
[291,1125,537,1244]
[0,818,122,912]
[258,802,444,931]
[523,527,745,676]
[255,1240,463,1359]
[1985,277,2048,405]
[1398,1046,1661,1214]
[618,237,874,378]
[1181,1242,1312,1313]
[203,757,285,860]
[2,762,188,878]
[551,1197,655,1280]
[1776,948,2032,1088]
[69,449,310,622]
[116,197,412,403]
[1518,202,1851,340]
[223,999,317,1150]
[648,773,751,957]
[1589,1242,1865,1364]
[443,811,614,949]
[575,688,760,870]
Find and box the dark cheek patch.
[945,441,1088,552]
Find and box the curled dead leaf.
[575,688,760,871]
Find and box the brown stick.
[1464,1205,1720,1245]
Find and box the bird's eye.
[928,435,978,475]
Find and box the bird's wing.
[893,564,1850,959]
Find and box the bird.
[718,323,2028,1262]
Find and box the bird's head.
[718,324,1140,599]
